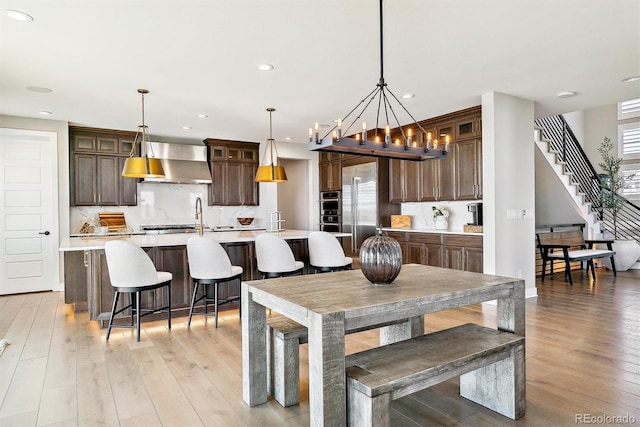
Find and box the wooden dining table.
[241,264,525,426]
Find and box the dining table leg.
[459,280,526,419]
[307,310,346,426]
[379,315,424,345]
[241,282,268,407]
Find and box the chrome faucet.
[195,197,204,236]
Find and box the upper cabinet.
[390,106,482,203]
[69,127,138,206]
[319,151,342,192]
[203,138,259,206]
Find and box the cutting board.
[98,212,127,231]
[391,215,412,229]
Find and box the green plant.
[598,136,635,238]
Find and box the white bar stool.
[255,233,304,279]
[308,231,353,273]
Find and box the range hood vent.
[143,142,212,184]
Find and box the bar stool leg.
[136,291,142,342]
[214,282,219,328]
[188,282,199,328]
[106,291,120,341]
[167,282,171,331]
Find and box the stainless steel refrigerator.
[342,162,378,257]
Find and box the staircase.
[534,117,603,235]
[535,115,640,269]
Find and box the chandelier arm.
[374,89,384,136]
[381,91,407,143]
[323,86,380,139]
[330,87,378,139]
[385,86,431,137]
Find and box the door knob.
[38,231,50,236]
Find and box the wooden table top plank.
[246,264,522,322]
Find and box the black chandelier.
[308,0,449,161]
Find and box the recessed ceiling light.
[26,86,52,93]
[284,136,293,140]
[557,91,577,99]
[196,114,208,118]
[39,110,53,116]
[622,76,640,83]
[6,9,33,22]
[182,126,192,130]
[402,94,415,99]
[257,64,274,71]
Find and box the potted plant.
[432,205,449,230]
[597,136,640,270]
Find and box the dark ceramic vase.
[359,230,402,285]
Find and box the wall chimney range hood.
[143,142,212,184]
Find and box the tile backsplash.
[70,182,265,233]
[400,200,483,231]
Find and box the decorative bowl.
[236,217,255,226]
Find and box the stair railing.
[535,115,640,243]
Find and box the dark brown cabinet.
[385,231,481,272]
[319,152,342,192]
[443,234,483,272]
[388,106,481,203]
[70,127,138,206]
[389,159,421,202]
[454,138,482,200]
[204,139,259,206]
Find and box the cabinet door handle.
[83,250,89,267]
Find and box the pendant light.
[255,107,287,182]
[122,89,165,178]
[308,0,450,161]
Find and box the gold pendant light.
[122,89,165,178]
[255,107,287,183]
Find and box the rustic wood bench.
[345,323,525,427]
[536,230,616,285]
[266,316,419,407]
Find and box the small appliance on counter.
[464,202,483,233]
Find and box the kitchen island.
[60,230,350,325]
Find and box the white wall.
[482,92,537,298]
[259,140,319,231]
[278,158,311,230]
[534,149,584,226]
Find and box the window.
[618,122,640,160]
[618,98,640,120]
[621,164,640,200]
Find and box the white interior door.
[0,128,59,295]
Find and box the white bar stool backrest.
[186,236,234,280]
[104,240,161,287]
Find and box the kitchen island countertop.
[59,229,351,251]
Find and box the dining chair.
[308,231,353,273]
[186,236,244,328]
[255,233,305,278]
[104,240,172,342]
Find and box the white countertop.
[59,229,352,252]
[381,227,483,236]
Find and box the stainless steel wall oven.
[320,191,341,232]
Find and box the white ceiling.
[1,0,639,146]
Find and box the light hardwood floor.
[0,267,639,426]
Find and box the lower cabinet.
[443,234,483,273]
[385,231,482,272]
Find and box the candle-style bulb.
[384,125,391,146]
[337,119,342,140]
[361,121,367,143]
[308,127,313,142]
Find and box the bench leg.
[267,327,301,407]
[460,343,525,420]
[347,378,391,427]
